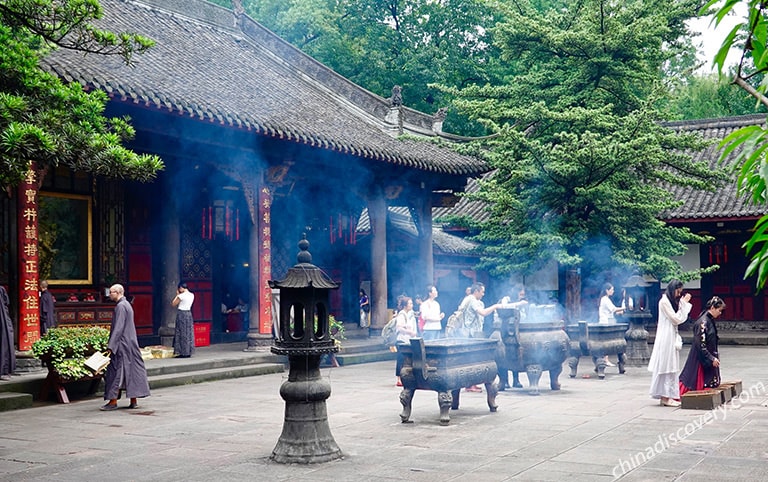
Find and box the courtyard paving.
[0,345,766,481]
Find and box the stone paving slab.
[0,345,766,481]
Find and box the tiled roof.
[432,115,768,224]
[356,207,478,255]
[40,0,486,176]
[432,174,489,223]
[664,114,767,221]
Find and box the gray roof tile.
[664,114,767,221]
[41,0,487,176]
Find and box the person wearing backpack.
[393,295,418,387]
[463,282,502,392]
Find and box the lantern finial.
[297,233,311,264]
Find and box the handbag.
[674,333,683,351]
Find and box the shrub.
[32,326,110,379]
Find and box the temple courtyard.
[0,344,766,481]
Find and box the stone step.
[335,350,396,366]
[337,340,388,355]
[144,353,284,377]
[148,363,285,389]
[0,392,34,412]
[0,351,287,407]
[0,339,395,409]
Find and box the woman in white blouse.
[171,282,195,358]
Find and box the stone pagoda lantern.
[268,234,342,464]
[621,274,653,366]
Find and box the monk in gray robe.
[0,286,16,380]
[39,280,56,336]
[100,284,150,410]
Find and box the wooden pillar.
[415,190,433,291]
[158,179,180,346]
[368,189,388,329]
[246,183,273,349]
[565,268,581,324]
[17,168,40,350]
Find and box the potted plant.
[32,326,110,380]
[329,314,345,348]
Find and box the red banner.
[17,168,40,350]
[258,187,272,335]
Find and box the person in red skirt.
[679,296,725,396]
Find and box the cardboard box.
[194,322,211,347]
[681,389,722,410]
[148,345,175,358]
[140,347,153,361]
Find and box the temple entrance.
[211,235,250,342]
[205,179,250,344]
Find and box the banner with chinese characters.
[17,168,40,350]
[258,186,272,335]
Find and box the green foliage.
[288,313,345,347]
[32,326,110,379]
[443,0,723,281]
[704,0,768,289]
[0,0,163,190]
[666,72,767,119]
[328,313,345,348]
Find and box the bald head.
[108,284,124,301]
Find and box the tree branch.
[734,76,768,109]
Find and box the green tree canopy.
[215,0,508,135]
[666,70,766,120]
[0,0,163,191]
[441,0,725,281]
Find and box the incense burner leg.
[438,391,453,425]
[399,388,415,423]
[568,355,580,378]
[485,382,498,412]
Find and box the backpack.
[381,313,400,346]
[446,298,470,338]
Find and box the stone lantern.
[268,234,342,464]
[621,275,652,366]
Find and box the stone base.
[623,339,651,367]
[13,356,44,373]
[245,333,274,351]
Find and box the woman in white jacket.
[648,279,691,407]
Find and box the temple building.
[0,0,487,349]
[1,0,766,352]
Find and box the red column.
[258,187,272,335]
[17,168,41,350]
